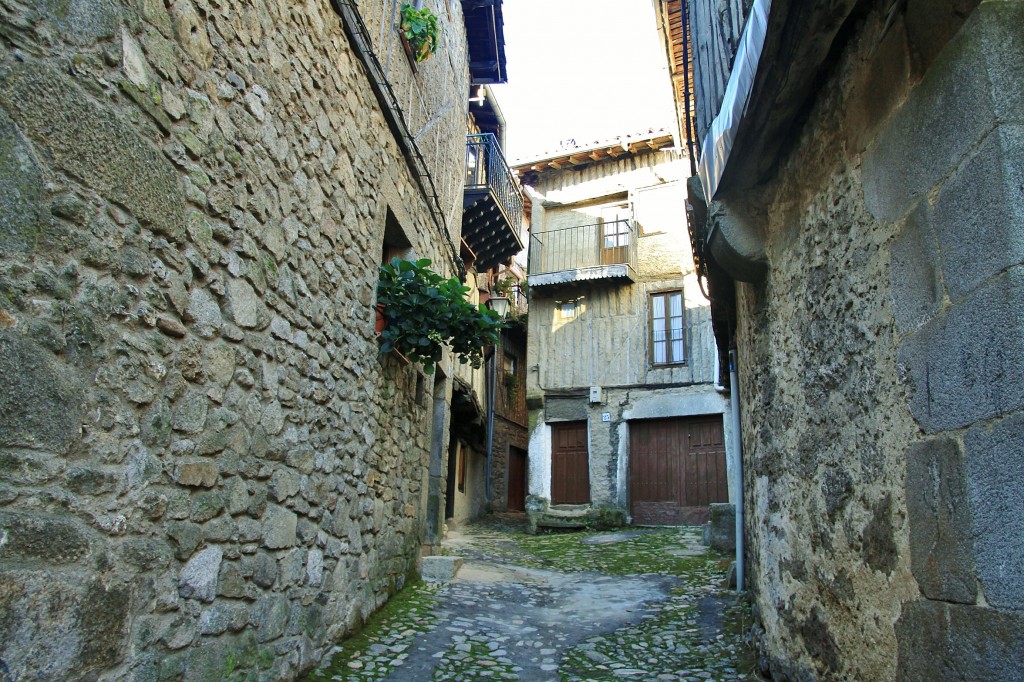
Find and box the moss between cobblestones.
[462,523,758,679]
[303,579,439,681]
[305,525,757,681]
[559,581,752,682]
[432,638,519,681]
[512,528,709,576]
[493,527,758,682]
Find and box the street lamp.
[486,295,510,319]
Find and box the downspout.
[728,349,744,592]
[485,343,497,502]
[680,0,697,176]
[330,0,464,277]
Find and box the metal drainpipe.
[485,344,497,502]
[729,349,744,592]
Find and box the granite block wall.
[0,0,468,679]
[730,1,1024,679]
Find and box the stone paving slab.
[303,515,757,681]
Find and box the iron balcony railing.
[465,133,524,231]
[528,219,638,279]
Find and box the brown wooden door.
[551,421,590,505]
[507,446,527,512]
[629,416,727,525]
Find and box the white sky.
[490,0,676,163]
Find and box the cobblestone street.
[304,516,756,682]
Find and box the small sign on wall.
[601,413,611,422]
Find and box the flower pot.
[400,34,418,68]
[375,304,387,335]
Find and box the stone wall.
[0,0,469,680]
[732,1,1024,679]
[487,415,528,511]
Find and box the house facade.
[517,132,734,529]
[486,261,530,514]
[0,1,510,680]
[658,0,1024,679]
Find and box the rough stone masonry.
[0,0,469,680]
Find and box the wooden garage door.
[551,421,590,505]
[630,416,727,525]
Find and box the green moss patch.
[303,580,439,681]
[431,638,519,680]
[511,527,709,576]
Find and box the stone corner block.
[936,124,1024,302]
[889,202,943,334]
[964,411,1024,610]
[898,268,1024,432]
[896,599,1024,680]
[904,437,977,603]
[707,503,737,554]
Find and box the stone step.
[420,555,463,582]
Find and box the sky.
[490,0,677,163]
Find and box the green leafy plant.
[377,257,504,374]
[503,371,520,402]
[400,3,439,63]
[491,276,515,295]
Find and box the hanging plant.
[503,371,520,402]
[400,3,439,63]
[377,257,504,374]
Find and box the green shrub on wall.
[377,258,504,374]
[400,3,439,63]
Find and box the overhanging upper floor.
[527,219,638,289]
[463,132,524,270]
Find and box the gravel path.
[304,515,757,682]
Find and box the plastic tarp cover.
[697,0,773,202]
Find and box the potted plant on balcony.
[399,3,439,64]
[503,371,520,402]
[377,257,504,374]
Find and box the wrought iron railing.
[528,219,638,277]
[465,133,524,230]
[509,285,528,315]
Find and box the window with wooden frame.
[650,290,685,365]
[456,441,466,493]
[600,202,631,265]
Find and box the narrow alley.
[304,516,756,681]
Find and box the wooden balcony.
[527,219,638,289]
[463,133,525,270]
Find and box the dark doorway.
[507,446,528,511]
[444,439,458,521]
[550,421,590,505]
[629,416,727,525]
